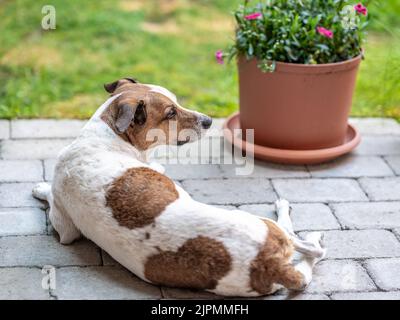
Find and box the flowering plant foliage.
[218,0,369,71]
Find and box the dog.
[32,78,326,297]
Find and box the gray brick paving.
[385,156,400,175]
[43,159,56,181]
[182,178,277,205]
[359,177,400,201]
[332,291,400,300]
[1,139,72,160]
[299,230,400,259]
[0,208,46,236]
[0,183,43,207]
[332,202,400,229]
[220,161,310,178]
[308,155,394,178]
[365,258,400,291]
[0,267,50,300]
[239,203,340,231]
[53,266,161,300]
[272,179,368,203]
[355,136,400,156]
[11,119,85,139]
[350,118,400,135]
[0,118,399,300]
[0,236,101,267]
[0,160,43,182]
[304,260,376,293]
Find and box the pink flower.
[354,3,368,16]
[244,12,262,20]
[215,50,224,64]
[317,26,334,39]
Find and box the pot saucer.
[223,112,361,165]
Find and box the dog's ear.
[104,78,138,94]
[134,100,147,126]
[115,100,147,133]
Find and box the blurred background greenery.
[0,0,398,120]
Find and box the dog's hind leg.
[275,199,326,259]
[275,199,295,236]
[278,232,326,291]
[33,183,81,244]
[50,196,82,245]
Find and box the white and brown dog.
[32,78,326,297]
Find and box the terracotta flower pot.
[238,55,362,150]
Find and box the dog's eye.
[165,108,177,120]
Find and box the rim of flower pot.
[238,54,362,75]
[223,112,362,165]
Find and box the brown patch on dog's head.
[144,236,231,290]
[249,220,305,294]
[105,167,179,229]
[101,78,212,150]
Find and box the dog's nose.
[200,116,212,129]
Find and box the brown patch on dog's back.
[105,167,179,229]
[249,220,305,294]
[144,236,231,290]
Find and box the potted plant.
[219,0,369,164]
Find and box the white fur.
[34,89,324,297]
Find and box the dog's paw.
[305,232,327,259]
[32,183,51,201]
[275,199,290,211]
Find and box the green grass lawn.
[0,0,399,120]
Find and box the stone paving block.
[304,260,375,293]
[0,236,101,267]
[164,164,222,180]
[385,156,400,175]
[150,137,224,164]
[0,182,41,207]
[0,208,46,236]
[308,156,394,178]
[44,159,57,181]
[1,139,72,160]
[162,287,223,299]
[0,160,43,182]
[220,161,310,179]
[11,119,85,139]
[0,120,10,139]
[366,258,400,291]
[332,202,400,229]
[299,230,400,259]
[332,291,400,300]
[393,228,400,241]
[238,204,276,220]
[267,293,330,300]
[272,179,368,203]
[355,136,400,156]
[350,118,400,135]
[54,266,161,300]
[239,203,340,231]
[182,179,277,205]
[0,267,49,299]
[359,177,400,201]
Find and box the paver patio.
[0,118,399,300]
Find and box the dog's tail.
[32,182,52,202]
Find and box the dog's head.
[101,78,212,150]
